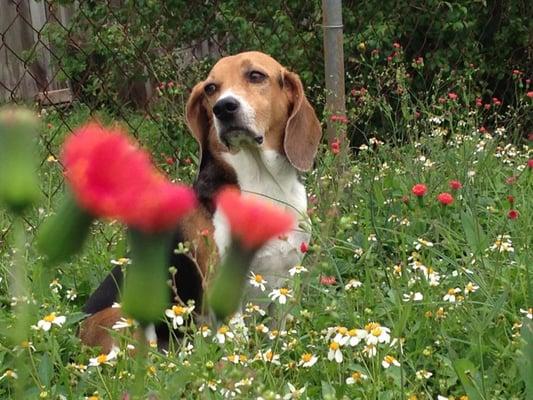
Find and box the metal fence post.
[322,0,346,143]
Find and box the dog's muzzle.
[213,96,263,147]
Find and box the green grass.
[0,98,531,400]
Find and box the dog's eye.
[204,83,217,96]
[248,70,267,83]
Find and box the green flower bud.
[0,107,41,213]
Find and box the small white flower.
[345,279,362,290]
[362,344,377,358]
[214,325,234,344]
[164,304,194,329]
[37,312,66,331]
[249,272,268,291]
[364,322,391,345]
[245,302,266,316]
[0,370,18,380]
[255,349,280,365]
[403,291,424,302]
[283,383,306,399]
[65,289,77,301]
[198,325,211,337]
[268,287,293,305]
[288,265,308,276]
[443,288,461,303]
[381,355,400,368]
[49,279,62,294]
[298,353,318,368]
[520,307,533,320]
[346,371,368,384]
[110,258,131,266]
[327,341,343,363]
[112,317,136,330]
[346,328,367,346]
[416,369,433,379]
[88,348,118,367]
[464,282,479,294]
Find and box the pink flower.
[411,184,428,197]
[507,195,515,204]
[330,114,348,124]
[527,91,533,98]
[437,192,454,206]
[449,180,463,190]
[216,188,295,250]
[527,159,533,169]
[448,92,458,101]
[331,139,341,155]
[320,275,336,286]
[300,242,309,253]
[475,98,483,107]
[507,209,519,220]
[63,123,196,232]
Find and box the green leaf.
[518,320,533,399]
[452,358,484,400]
[460,209,487,254]
[38,353,53,387]
[321,381,336,399]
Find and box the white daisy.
[327,341,343,363]
[381,355,400,368]
[164,304,194,329]
[288,265,308,276]
[249,272,268,291]
[283,383,306,399]
[346,371,368,384]
[298,353,318,368]
[36,312,66,331]
[443,288,461,303]
[88,348,118,367]
[364,322,391,345]
[402,291,424,302]
[345,279,362,290]
[112,317,136,330]
[214,325,234,344]
[268,287,293,305]
[520,307,533,320]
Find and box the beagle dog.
[79,51,322,352]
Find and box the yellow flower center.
[301,353,313,362]
[172,305,186,315]
[96,354,108,364]
[254,274,264,283]
[265,351,274,361]
[365,322,380,332]
[351,371,362,382]
[348,329,357,337]
[43,313,56,322]
[384,355,395,364]
[279,288,289,295]
[329,341,340,350]
[447,288,456,295]
[218,325,229,334]
[337,327,348,335]
[227,355,236,362]
[371,327,382,337]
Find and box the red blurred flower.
[449,180,463,190]
[63,123,196,232]
[507,195,515,204]
[165,156,175,165]
[507,209,519,220]
[505,176,517,185]
[411,183,427,197]
[527,91,533,98]
[475,98,483,107]
[484,104,491,110]
[448,92,458,101]
[330,114,348,124]
[401,195,410,204]
[492,97,501,106]
[331,138,341,155]
[527,159,533,168]
[320,275,336,286]
[437,192,454,205]
[393,42,401,49]
[479,126,487,133]
[216,188,295,250]
[300,241,309,253]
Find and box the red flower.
[449,180,463,190]
[484,104,491,110]
[475,98,483,107]
[527,91,533,98]
[411,183,427,197]
[507,195,515,204]
[527,159,533,168]
[479,126,487,133]
[63,123,196,232]
[437,192,454,205]
[330,114,348,124]
[330,139,341,155]
[448,92,458,101]
[300,241,309,253]
[216,188,295,249]
[507,209,519,220]
[320,275,336,286]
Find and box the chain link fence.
[1,0,530,246]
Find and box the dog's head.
[186,51,322,171]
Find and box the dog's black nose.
[213,97,240,121]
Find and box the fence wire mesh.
[1,0,531,245]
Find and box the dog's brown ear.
[283,71,322,172]
[186,81,209,160]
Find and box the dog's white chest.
[213,149,311,289]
